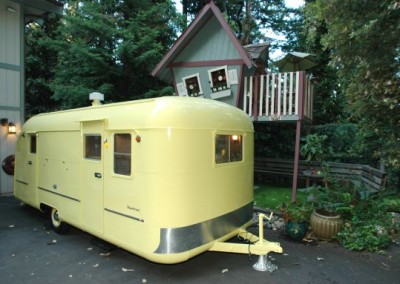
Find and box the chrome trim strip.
[38,187,80,202]
[104,208,144,223]
[15,179,28,185]
[154,201,253,254]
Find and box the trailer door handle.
[94,172,102,178]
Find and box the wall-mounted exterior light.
[8,122,16,134]
[1,118,17,134]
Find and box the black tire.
[2,155,14,175]
[50,208,70,234]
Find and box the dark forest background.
[25,0,400,188]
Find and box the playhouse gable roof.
[151,1,253,83]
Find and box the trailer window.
[85,135,101,160]
[30,135,37,154]
[114,134,131,175]
[215,135,242,164]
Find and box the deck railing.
[242,71,314,122]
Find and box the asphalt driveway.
[1,196,399,284]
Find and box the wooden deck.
[242,71,314,122]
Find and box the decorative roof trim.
[151,1,253,80]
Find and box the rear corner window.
[215,134,242,164]
[114,133,131,175]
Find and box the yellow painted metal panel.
[14,97,257,264]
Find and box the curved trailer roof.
[22,96,254,132]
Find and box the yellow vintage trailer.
[14,96,281,265]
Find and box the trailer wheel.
[50,208,70,234]
[2,155,14,175]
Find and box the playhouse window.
[30,135,37,154]
[208,66,230,92]
[182,73,203,97]
[215,134,242,164]
[85,135,101,160]
[114,133,131,175]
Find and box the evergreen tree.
[25,13,62,116]
[302,3,346,125]
[181,0,287,46]
[305,0,400,182]
[46,0,180,108]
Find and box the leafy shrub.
[337,199,392,251]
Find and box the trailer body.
[14,97,265,263]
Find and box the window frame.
[208,66,230,92]
[84,134,102,160]
[30,134,37,154]
[215,134,243,164]
[113,133,132,176]
[182,73,203,97]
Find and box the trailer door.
[82,120,105,235]
[14,133,38,206]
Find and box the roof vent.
[89,92,104,106]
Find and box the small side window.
[85,135,101,160]
[30,135,37,154]
[114,134,131,175]
[215,134,242,164]
[208,66,230,92]
[182,73,203,97]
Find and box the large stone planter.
[310,209,343,240]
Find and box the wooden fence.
[254,158,386,193]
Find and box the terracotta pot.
[310,209,343,241]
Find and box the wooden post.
[291,120,302,203]
[291,72,305,203]
[253,76,259,121]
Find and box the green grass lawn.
[253,184,308,210]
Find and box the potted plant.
[281,200,313,241]
[300,134,328,178]
[308,179,355,240]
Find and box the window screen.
[85,135,101,160]
[215,135,242,164]
[114,134,131,175]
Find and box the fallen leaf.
[100,252,110,256]
[92,264,99,268]
[317,257,325,261]
[9,224,15,228]
[221,268,229,273]
[47,239,57,245]
[122,267,135,272]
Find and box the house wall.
[0,0,22,195]
[176,17,240,62]
[173,66,241,106]
[172,16,243,107]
